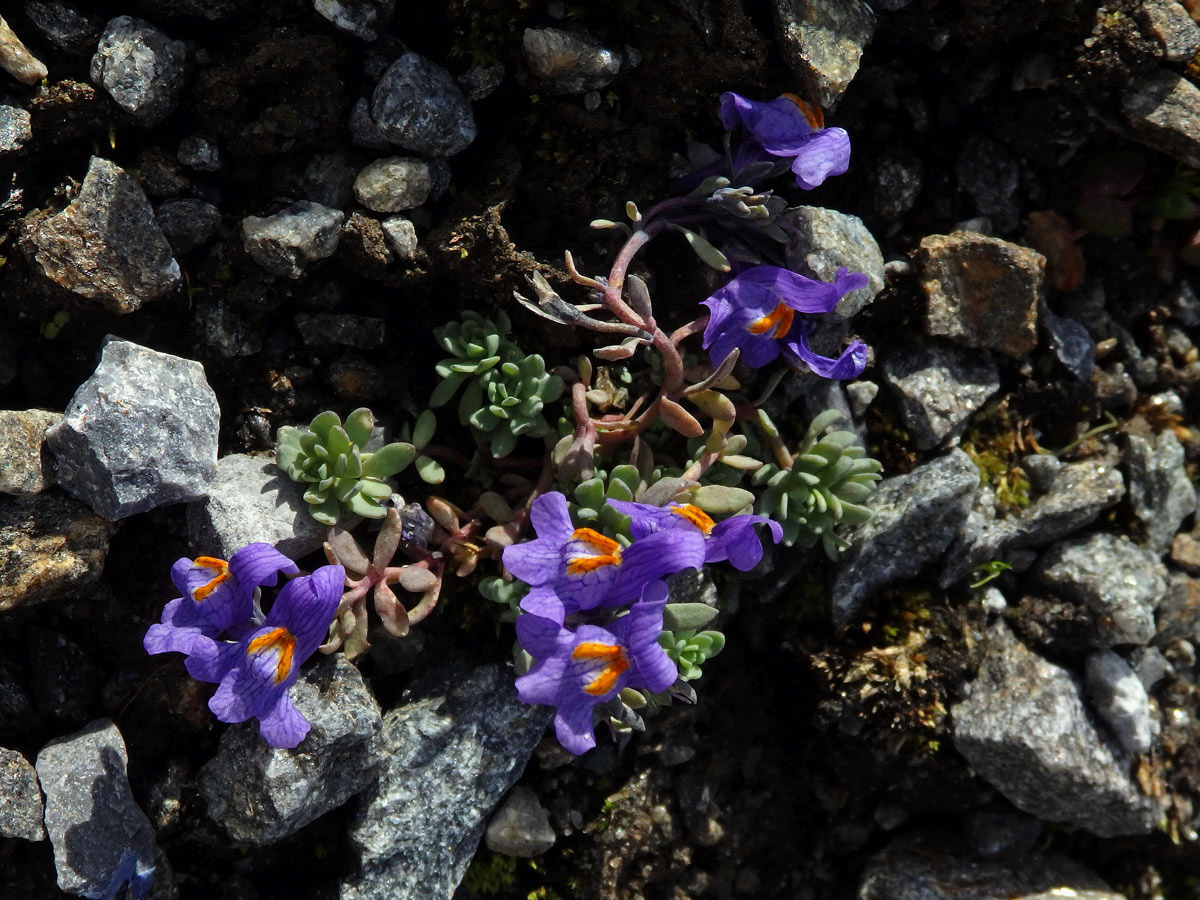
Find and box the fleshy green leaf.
[309,410,341,438]
[692,484,754,516]
[663,603,719,631]
[362,442,416,478]
[343,408,374,447]
[412,410,437,450]
[415,455,445,484]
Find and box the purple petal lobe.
[256,691,311,748]
[790,126,851,189]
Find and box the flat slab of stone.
[0,409,59,495]
[0,491,114,613]
[36,719,164,898]
[46,337,219,520]
[199,657,383,845]
[916,231,1044,358]
[952,622,1160,838]
[339,657,552,900]
[25,157,180,314]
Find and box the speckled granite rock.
[0,409,59,495]
[90,16,187,124]
[370,52,476,157]
[882,343,1000,451]
[771,0,875,108]
[0,747,44,841]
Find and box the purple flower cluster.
[719,92,851,191]
[144,543,344,748]
[504,492,779,754]
[701,264,868,378]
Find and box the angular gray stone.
[339,657,552,900]
[1043,308,1095,382]
[348,96,391,150]
[485,785,556,857]
[0,408,58,495]
[370,52,476,157]
[353,156,432,213]
[23,1,103,55]
[832,449,979,626]
[37,719,164,898]
[199,657,383,845]
[1123,69,1200,169]
[186,454,329,559]
[156,198,221,255]
[941,457,1126,588]
[1038,532,1166,647]
[771,0,874,108]
[301,152,357,209]
[917,231,1044,358]
[1126,429,1197,556]
[522,27,622,95]
[783,206,885,320]
[89,16,186,124]
[0,492,114,613]
[0,100,31,152]
[176,134,220,171]
[957,136,1020,234]
[242,201,344,279]
[882,343,1001,451]
[952,622,1160,838]
[858,838,1125,900]
[0,746,44,841]
[45,338,219,520]
[381,215,417,259]
[27,157,181,314]
[314,0,394,41]
[195,296,262,358]
[1085,650,1152,755]
[1137,0,1200,63]
[295,313,386,349]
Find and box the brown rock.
[25,157,180,314]
[916,230,1044,358]
[0,492,115,613]
[1171,531,1200,574]
[1122,70,1200,169]
[0,409,59,496]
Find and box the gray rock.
[37,719,164,898]
[295,313,387,349]
[965,810,1041,859]
[771,0,875,109]
[339,657,552,900]
[156,198,221,254]
[957,136,1020,234]
[176,134,220,171]
[1129,646,1171,691]
[186,454,329,559]
[242,201,344,278]
[89,16,187,125]
[302,152,357,209]
[0,408,58,495]
[1137,0,1200,63]
[782,206,884,320]
[0,100,31,152]
[45,337,219,520]
[1093,362,1138,409]
[881,342,1001,451]
[1043,308,1095,382]
[917,231,1044,358]
[1171,279,1200,327]
[872,156,922,220]
[23,1,103,55]
[522,27,621,95]
[941,457,1126,587]
[199,657,383,845]
[353,156,433,213]
[1085,650,1152,755]
[27,157,181,314]
[195,297,262,358]
[845,380,878,418]
[485,786,556,857]
[460,62,506,101]
[0,747,44,841]
[1154,572,1200,645]
[1022,453,1061,494]
[0,492,114,613]
[381,215,417,259]
[348,96,391,150]
[952,622,1159,838]
[832,449,979,626]
[858,837,1125,900]
[1037,532,1167,647]
[1123,69,1200,169]
[370,52,476,157]
[1127,430,1197,556]
[314,0,394,41]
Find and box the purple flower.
[144,543,299,660]
[719,92,851,190]
[503,492,706,623]
[701,264,868,376]
[184,565,344,748]
[606,500,783,572]
[515,581,678,755]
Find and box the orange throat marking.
[573,642,630,696]
[566,528,623,575]
[671,504,715,536]
[247,627,296,684]
[780,92,825,130]
[191,557,232,602]
[747,302,795,339]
